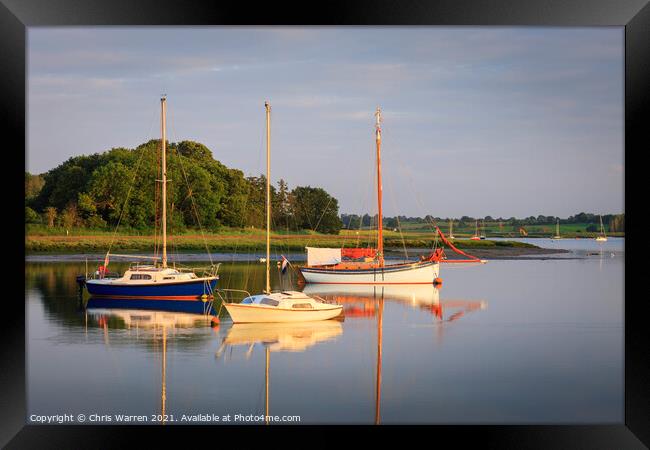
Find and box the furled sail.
[306,247,342,266]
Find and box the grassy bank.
[398,222,624,238]
[25,227,538,253]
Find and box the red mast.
[375,107,384,267]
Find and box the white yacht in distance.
[595,215,608,242]
[551,219,562,240]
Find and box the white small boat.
[224,291,343,323]
[221,102,342,323]
[470,220,481,240]
[551,218,562,240]
[595,215,608,242]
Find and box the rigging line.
[351,137,378,251]
[400,162,440,249]
[386,145,409,259]
[341,146,374,251]
[231,111,267,290]
[311,194,334,237]
[153,140,161,261]
[296,195,317,248]
[106,131,151,259]
[301,204,327,250]
[384,163,409,260]
[226,110,267,291]
[166,109,214,266]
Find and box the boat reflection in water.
[217,320,343,423]
[301,283,487,424]
[84,295,217,316]
[302,284,487,322]
[86,299,217,424]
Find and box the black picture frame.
[4,0,647,447]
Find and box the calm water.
[26,238,623,424]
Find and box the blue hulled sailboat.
[84,96,218,304]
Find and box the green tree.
[77,192,97,220]
[273,179,291,230]
[217,168,249,227]
[244,175,276,229]
[25,206,41,224]
[25,172,45,200]
[61,203,80,230]
[43,207,57,228]
[291,186,342,234]
[177,140,213,161]
[609,214,624,232]
[88,161,134,225]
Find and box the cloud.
[27,27,624,216]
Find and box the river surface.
[25,238,624,424]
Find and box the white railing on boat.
[214,288,253,304]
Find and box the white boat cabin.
[241,291,334,310]
[94,265,199,284]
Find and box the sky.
[27,27,624,218]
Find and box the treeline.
[341,212,625,232]
[25,140,342,234]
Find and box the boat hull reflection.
[302,284,487,321]
[87,297,216,316]
[221,320,343,353]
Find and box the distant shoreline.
[25,244,573,263]
[25,230,544,254]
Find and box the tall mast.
[161,96,168,268]
[375,107,384,267]
[265,101,271,293]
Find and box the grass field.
[393,221,624,238]
[25,226,538,253]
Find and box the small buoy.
[201,294,208,302]
[433,277,443,285]
[211,316,220,326]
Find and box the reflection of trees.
[26,261,113,328]
[214,262,290,294]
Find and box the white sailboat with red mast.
[298,108,442,285]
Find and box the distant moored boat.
[595,215,608,242]
[551,218,562,240]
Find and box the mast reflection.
[86,301,215,423]
[217,320,343,423]
[302,284,487,423]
